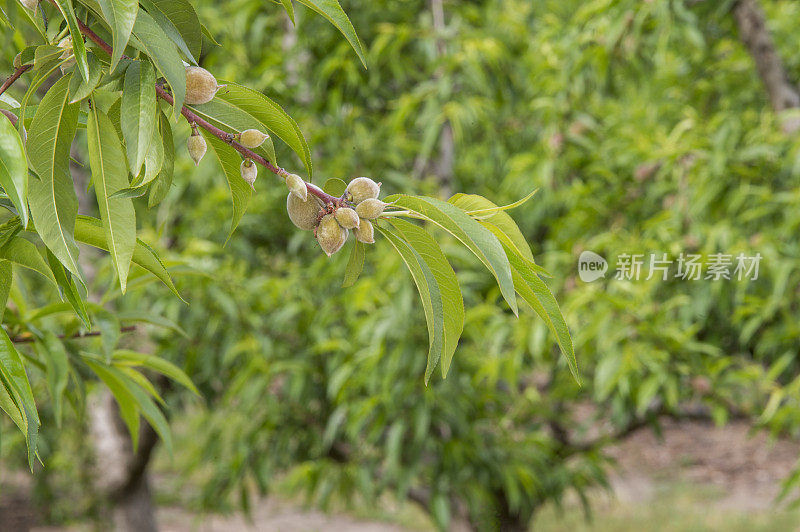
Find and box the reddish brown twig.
[0,64,32,98]
[10,325,137,344]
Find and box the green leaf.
[0,328,40,468]
[97,0,138,71]
[148,110,174,208]
[88,102,136,293]
[90,306,121,362]
[449,193,535,261]
[387,195,518,315]
[378,225,444,384]
[342,240,364,288]
[323,178,347,196]
[54,0,90,81]
[26,75,82,280]
[131,8,186,120]
[139,121,164,185]
[113,350,199,396]
[214,82,312,177]
[73,216,182,300]
[0,112,29,228]
[139,0,202,62]
[68,52,103,104]
[296,0,366,68]
[34,45,62,69]
[39,332,70,427]
[115,310,187,337]
[0,237,58,287]
[390,218,464,378]
[279,0,295,24]
[121,60,157,176]
[85,358,141,450]
[99,362,173,454]
[46,249,91,328]
[0,261,10,322]
[202,131,252,242]
[505,248,578,383]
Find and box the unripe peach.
[239,129,269,149]
[185,66,223,105]
[240,158,257,190]
[355,198,386,220]
[20,0,38,10]
[287,193,321,231]
[345,177,380,204]
[285,172,307,201]
[334,207,360,230]
[317,214,347,256]
[354,219,375,244]
[187,132,206,166]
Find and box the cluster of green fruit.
[180,65,385,256]
[288,177,385,255]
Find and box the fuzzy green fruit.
[185,66,223,105]
[287,193,321,230]
[240,159,257,190]
[317,214,348,256]
[285,173,307,201]
[239,129,269,149]
[345,177,380,204]
[187,133,207,166]
[355,198,386,220]
[334,207,360,230]
[354,219,375,244]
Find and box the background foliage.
[2,0,800,530]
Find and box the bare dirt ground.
[606,418,800,511]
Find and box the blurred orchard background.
[4,0,800,530]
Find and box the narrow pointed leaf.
[27,75,82,280]
[73,216,182,300]
[138,0,202,62]
[378,225,444,384]
[296,0,366,67]
[85,358,140,451]
[68,52,103,103]
[88,103,136,293]
[0,261,10,322]
[121,60,157,176]
[148,111,174,208]
[131,8,186,120]
[54,0,90,81]
[387,195,518,315]
[98,0,138,71]
[39,332,70,427]
[214,82,311,177]
[390,218,464,378]
[342,240,365,288]
[0,237,58,287]
[506,248,578,383]
[46,249,91,327]
[113,350,199,396]
[0,113,28,228]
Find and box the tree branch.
[734,0,800,132]
[9,325,137,344]
[64,5,342,205]
[0,64,32,98]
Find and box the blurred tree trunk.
[414,0,454,195]
[89,391,159,532]
[734,0,800,132]
[73,154,159,532]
